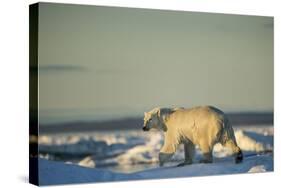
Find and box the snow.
[78,156,96,168]
[38,153,273,185]
[248,165,267,173]
[38,125,273,185]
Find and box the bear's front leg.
[159,133,178,166]
[177,142,195,167]
[159,152,174,166]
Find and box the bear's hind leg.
[200,152,213,163]
[177,142,195,167]
[224,139,243,164]
[199,143,213,163]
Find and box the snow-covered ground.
[38,125,273,185]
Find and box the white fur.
[143,106,242,166]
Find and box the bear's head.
[142,107,173,132]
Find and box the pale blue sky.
[37,3,273,124]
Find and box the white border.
[0,0,279,188]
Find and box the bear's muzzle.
[142,126,149,131]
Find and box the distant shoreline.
[37,112,273,134]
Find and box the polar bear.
[142,106,243,166]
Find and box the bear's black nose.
[142,127,148,131]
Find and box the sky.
[36,3,273,124]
